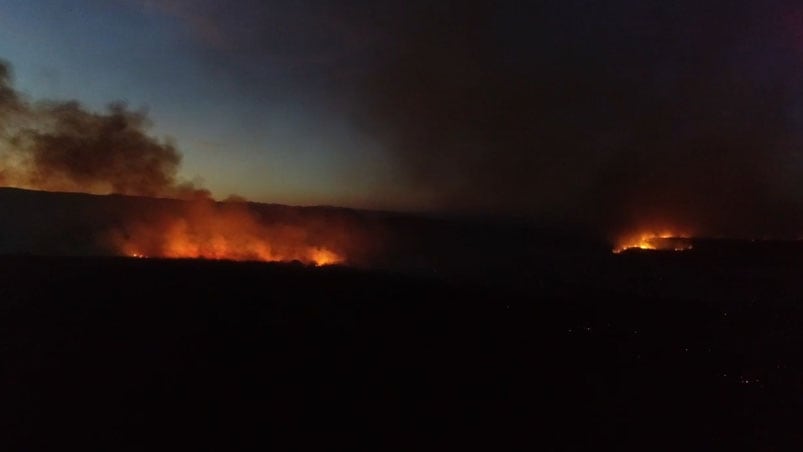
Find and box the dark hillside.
[1,255,803,449]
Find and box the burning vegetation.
[108,200,347,266]
[613,231,694,254]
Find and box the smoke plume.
[11,1,803,243]
[140,0,803,239]
[348,0,803,238]
[0,59,374,265]
[0,60,208,199]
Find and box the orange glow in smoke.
[111,200,345,266]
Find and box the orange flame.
[613,230,693,254]
[109,200,345,266]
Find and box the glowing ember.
[613,232,694,254]
[111,200,346,266]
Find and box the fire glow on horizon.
[613,231,694,254]
[127,248,341,266]
[110,200,345,266]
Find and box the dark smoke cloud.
[0,60,208,199]
[141,0,803,238]
[349,0,803,238]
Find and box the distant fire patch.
[613,235,693,254]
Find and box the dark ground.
[2,247,803,450]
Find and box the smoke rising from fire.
[349,0,803,239]
[136,0,803,241]
[0,60,207,199]
[0,59,362,264]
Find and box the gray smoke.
[0,60,208,199]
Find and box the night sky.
[2,0,803,237]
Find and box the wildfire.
[613,231,694,254]
[126,246,341,266]
[111,200,346,266]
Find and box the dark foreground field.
[2,251,803,450]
